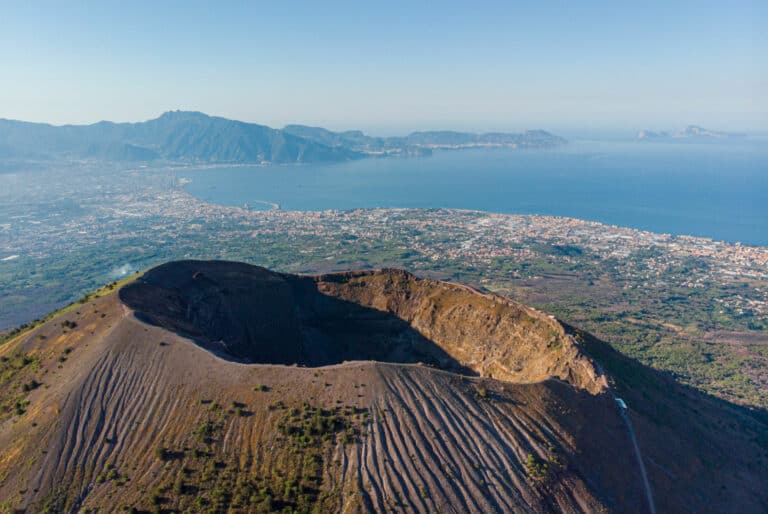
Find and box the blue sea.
[180,139,768,246]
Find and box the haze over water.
[181,139,768,246]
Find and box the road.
[618,402,657,514]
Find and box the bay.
[180,139,768,246]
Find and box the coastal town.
[1,164,767,407]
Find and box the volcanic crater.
[119,260,606,393]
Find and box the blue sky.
[1,0,765,133]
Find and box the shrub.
[194,420,218,443]
[14,400,29,416]
[21,380,41,393]
[155,446,170,461]
[525,453,549,480]
[173,477,184,495]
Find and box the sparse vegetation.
[194,419,221,444]
[1,273,141,348]
[60,320,77,330]
[21,379,41,393]
[154,446,170,461]
[117,401,371,513]
[524,453,550,481]
[0,352,41,421]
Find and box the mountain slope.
[0,111,362,164]
[283,125,566,154]
[0,261,766,513]
[0,112,566,164]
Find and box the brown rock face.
[120,261,607,393]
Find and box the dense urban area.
[1,162,767,408]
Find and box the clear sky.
[1,0,765,133]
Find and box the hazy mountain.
[638,125,746,140]
[283,124,432,156]
[0,111,363,164]
[404,129,567,148]
[0,112,567,165]
[285,125,567,155]
[1,260,766,513]
[636,130,671,140]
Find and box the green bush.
[155,446,170,461]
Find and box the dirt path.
[619,407,657,514]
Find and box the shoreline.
[175,180,767,250]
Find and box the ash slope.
[0,261,765,514]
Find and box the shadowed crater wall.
[119,260,606,391]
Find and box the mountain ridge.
[0,111,566,164]
[637,125,746,140]
[283,125,566,156]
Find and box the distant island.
[637,125,746,140]
[0,111,566,165]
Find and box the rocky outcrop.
[313,268,607,393]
